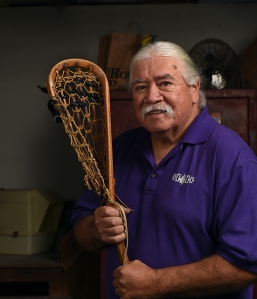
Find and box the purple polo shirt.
[71,107,257,299]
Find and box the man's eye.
[159,81,172,87]
[158,81,176,90]
[133,85,146,92]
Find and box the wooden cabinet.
[110,89,257,154]
[205,89,257,154]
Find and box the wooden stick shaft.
[101,73,129,265]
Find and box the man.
[71,41,257,298]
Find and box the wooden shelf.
[110,88,257,100]
[0,251,61,269]
[0,230,100,299]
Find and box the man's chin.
[140,122,173,134]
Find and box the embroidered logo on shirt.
[172,173,194,185]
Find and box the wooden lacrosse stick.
[46,58,128,265]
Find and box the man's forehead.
[131,64,182,85]
[133,56,181,74]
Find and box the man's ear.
[191,79,201,104]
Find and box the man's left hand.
[113,260,157,298]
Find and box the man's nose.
[145,84,162,104]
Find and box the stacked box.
[0,189,64,255]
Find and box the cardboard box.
[0,189,64,255]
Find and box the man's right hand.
[94,206,130,245]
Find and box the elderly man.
[71,41,257,298]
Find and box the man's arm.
[113,255,257,298]
[74,215,106,252]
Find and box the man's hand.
[94,206,130,244]
[113,260,157,299]
[74,206,131,252]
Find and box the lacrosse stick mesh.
[47,59,128,265]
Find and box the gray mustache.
[141,104,174,120]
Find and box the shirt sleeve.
[71,187,102,227]
[215,159,257,273]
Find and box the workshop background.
[0,1,256,201]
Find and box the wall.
[0,3,256,200]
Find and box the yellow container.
[0,189,64,255]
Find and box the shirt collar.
[182,106,214,145]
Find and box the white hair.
[129,41,206,109]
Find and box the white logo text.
[172,173,194,185]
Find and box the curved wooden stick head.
[47,58,114,198]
